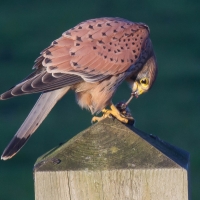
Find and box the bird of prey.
[1,17,157,160]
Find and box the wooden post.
[34,118,189,200]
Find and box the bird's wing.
[0,66,83,100]
[40,17,150,82]
[1,87,70,160]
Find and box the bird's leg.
[91,109,111,123]
[92,91,138,124]
[108,104,129,123]
[91,103,129,124]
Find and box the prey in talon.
[115,102,135,125]
[115,91,140,125]
[1,17,157,160]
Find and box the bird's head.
[127,54,158,97]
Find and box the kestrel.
[1,17,157,160]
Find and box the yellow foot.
[104,104,129,123]
[92,104,134,124]
[91,116,107,123]
[91,110,112,123]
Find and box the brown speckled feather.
[41,18,150,78]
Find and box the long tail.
[1,86,70,160]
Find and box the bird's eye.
[140,78,149,86]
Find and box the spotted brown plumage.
[1,17,157,160]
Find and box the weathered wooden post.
[34,118,189,200]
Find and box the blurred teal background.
[0,0,199,199]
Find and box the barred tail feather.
[1,86,70,160]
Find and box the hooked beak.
[132,81,147,97]
[132,82,139,98]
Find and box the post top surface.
[34,118,189,172]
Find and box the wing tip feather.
[0,91,14,100]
